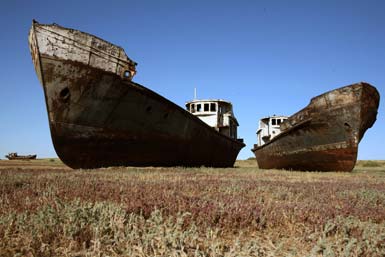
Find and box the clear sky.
[0,0,384,160]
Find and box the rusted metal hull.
[252,82,380,172]
[28,21,244,169]
[6,155,37,160]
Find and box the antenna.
[194,87,197,99]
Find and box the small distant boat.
[5,152,37,160]
[28,21,244,169]
[251,82,380,172]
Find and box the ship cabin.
[185,99,239,140]
[256,115,288,147]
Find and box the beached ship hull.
[5,154,37,160]
[29,21,244,169]
[252,82,379,171]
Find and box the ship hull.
[6,155,37,160]
[29,22,244,169]
[252,83,379,172]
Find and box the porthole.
[123,70,131,79]
[59,87,70,101]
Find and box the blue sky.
[0,0,384,160]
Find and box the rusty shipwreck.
[5,152,37,160]
[28,21,244,169]
[251,82,379,172]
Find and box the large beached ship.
[28,21,244,169]
[251,82,379,171]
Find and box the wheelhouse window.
[196,104,202,112]
[204,103,209,112]
[191,104,195,113]
[277,119,281,125]
[210,103,216,112]
[272,119,276,125]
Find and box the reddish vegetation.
[0,160,385,256]
[2,166,385,230]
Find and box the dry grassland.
[0,159,384,256]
